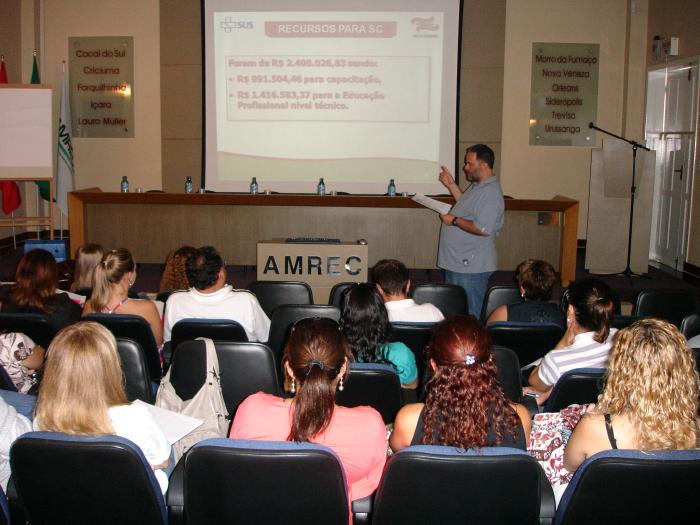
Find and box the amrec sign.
[256,241,368,302]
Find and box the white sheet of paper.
[412,193,452,215]
[133,400,203,444]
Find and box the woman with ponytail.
[391,316,530,451]
[230,318,387,502]
[525,277,616,405]
[82,248,163,346]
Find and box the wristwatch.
[451,216,459,226]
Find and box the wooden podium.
[257,240,368,303]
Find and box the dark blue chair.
[85,313,161,382]
[555,449,700,524]
[487,322,564,370]
[247,281,313,318]
[410,284,468,317]
[543,368,605,412]
[372,445,555,524]
[170,318,248,354]
[0,313,56,348]
[632,288,700,328]
[10,432,167,525]
[336,363,402,424]
[168,439,353,525]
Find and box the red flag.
[0,58,7,83]
[0,59,21,213]
[0,182,21,214]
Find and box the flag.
[30,53,51,201]
[0,57,7,83]
[56,69,74,216]
[0,182,22,215]
[0,57,22,214]
[30,53,40,84]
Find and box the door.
[646,60,698,271]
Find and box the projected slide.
[204,2,459,194]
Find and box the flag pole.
[10,212,16,250]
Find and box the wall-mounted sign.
[69,36,134,138]
[529,42,599,146]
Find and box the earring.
[338,376,344,392]
[290,378,296,394]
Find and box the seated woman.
[158,245,195,294]
[69,243,104,294]
[391,316,531,452]
[0,332,44,393]
[34,322,171,492]
[340,283,418,389]
[0,249,82,332]
[83,248,163,347]
[525,278,616,405]
[564,318,699,471]
[230,318,387,503]
[487,259,565,327]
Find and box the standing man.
[437,144,504,317]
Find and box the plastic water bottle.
[317,178,326,196]
[120,176,129,193]
[250,177,258,194]
[185,176,193,194]
[388,179,396,196]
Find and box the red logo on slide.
[411,17,439,32]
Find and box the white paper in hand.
[412,193,452,215]
[133,399,203,445]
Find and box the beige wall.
[647,0,700,268]
[501,0,646,238]
[42,0,162,193]
[160,0,201,193]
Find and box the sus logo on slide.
[411,17,439,32]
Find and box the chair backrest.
[116,337,154,404]
[611,314,643,330]
[10,432,167,525]
[182,439,348,525]
[389,322,436,391]
[336,363,402,424]
[168,340,280,417]
[0,313,56,348]
[681,313,700,340]
[632,288,700,328]
[543,368,605,412]
[84,313,162,382]
[480,285,521,322]
[373,445,554,525]
[410,284,468,317]
[555,449,700,525]
[267,305,341,372]
[328,281,357,307]
[0,364,17,392]
[170,318,248,354]
[247,280,313,317]
[491,345,523,403]
[487,322,564,369]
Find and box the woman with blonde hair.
[158,246,195,294]
[82,248,163,346]
[70,243,104,292]
[34,321,171,492]
[564,318,700,472]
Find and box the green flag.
[31,53,51,201]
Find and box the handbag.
[155,337,229,460]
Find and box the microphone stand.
[588,122,651,285]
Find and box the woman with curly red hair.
[390,316,531,451]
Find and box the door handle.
[674,166,683,180]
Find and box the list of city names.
[529,43,599,146]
